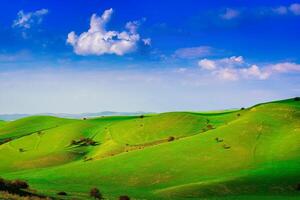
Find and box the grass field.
[0,98,299,199]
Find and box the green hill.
[0,116,77,141]
[0,120,6,127]
[0,98,299,199]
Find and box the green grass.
[0,98,300,199]
[0,120,6,127]
[0,116,77,141]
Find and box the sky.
[0,0,300,114]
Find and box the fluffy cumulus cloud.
[198,59,217,70]
[198,56,243,70]
[67,8,147,56]
[220,8,240,20]
[12,9,48,29]
[198,56,300,81]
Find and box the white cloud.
[289,3,300,15]
[175,68,187,73]
[142,38,151,46]
[67,8,146,56]
[198,59,217,70]
[12,9,48,29]
[271,3,300,15]
[198,56,300,81]
[221,56,244,65]
[198,56,244,70]
[213,68,239,81]
[220,8,240,20]
[268,62,300,73]
[240,65,270,80]
[174,46,214,59]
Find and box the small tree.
[57,191,67,196]
[167,136,175,142]
[119,195,130,200]
[90,187,102,199]
[241,107,245,110]
[296,183,300,191]
[295,97,300,101]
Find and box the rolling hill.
[0,98,299,199]
[0,120,6,127]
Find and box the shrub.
[207,124,214,130]
[119,195,130,200]
[237,113,241,117]
[19,148,25,153]
[10,180,29,189]
[70,138,98,146]
[70,140,77,145]
[57,191,67,196]
[296,183,300,191]
[167,136,175,142]
[140,115,144,118]
[86,139,97,146]
[0,191,51,200]
[223,144,231,149]
[0,178,29,191]
[241,107,245,110]
[83,117,87,120]
[295,97,300,101]
[90,187,102,199]
[215,137,223,143]
[0,178,6,190]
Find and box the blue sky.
[0,0,300,114]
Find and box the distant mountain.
[0,114,30,121]
[0,111,152,121]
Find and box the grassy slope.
[0,116,77,141]
[0,120,6,127]
[0,99,300,199]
